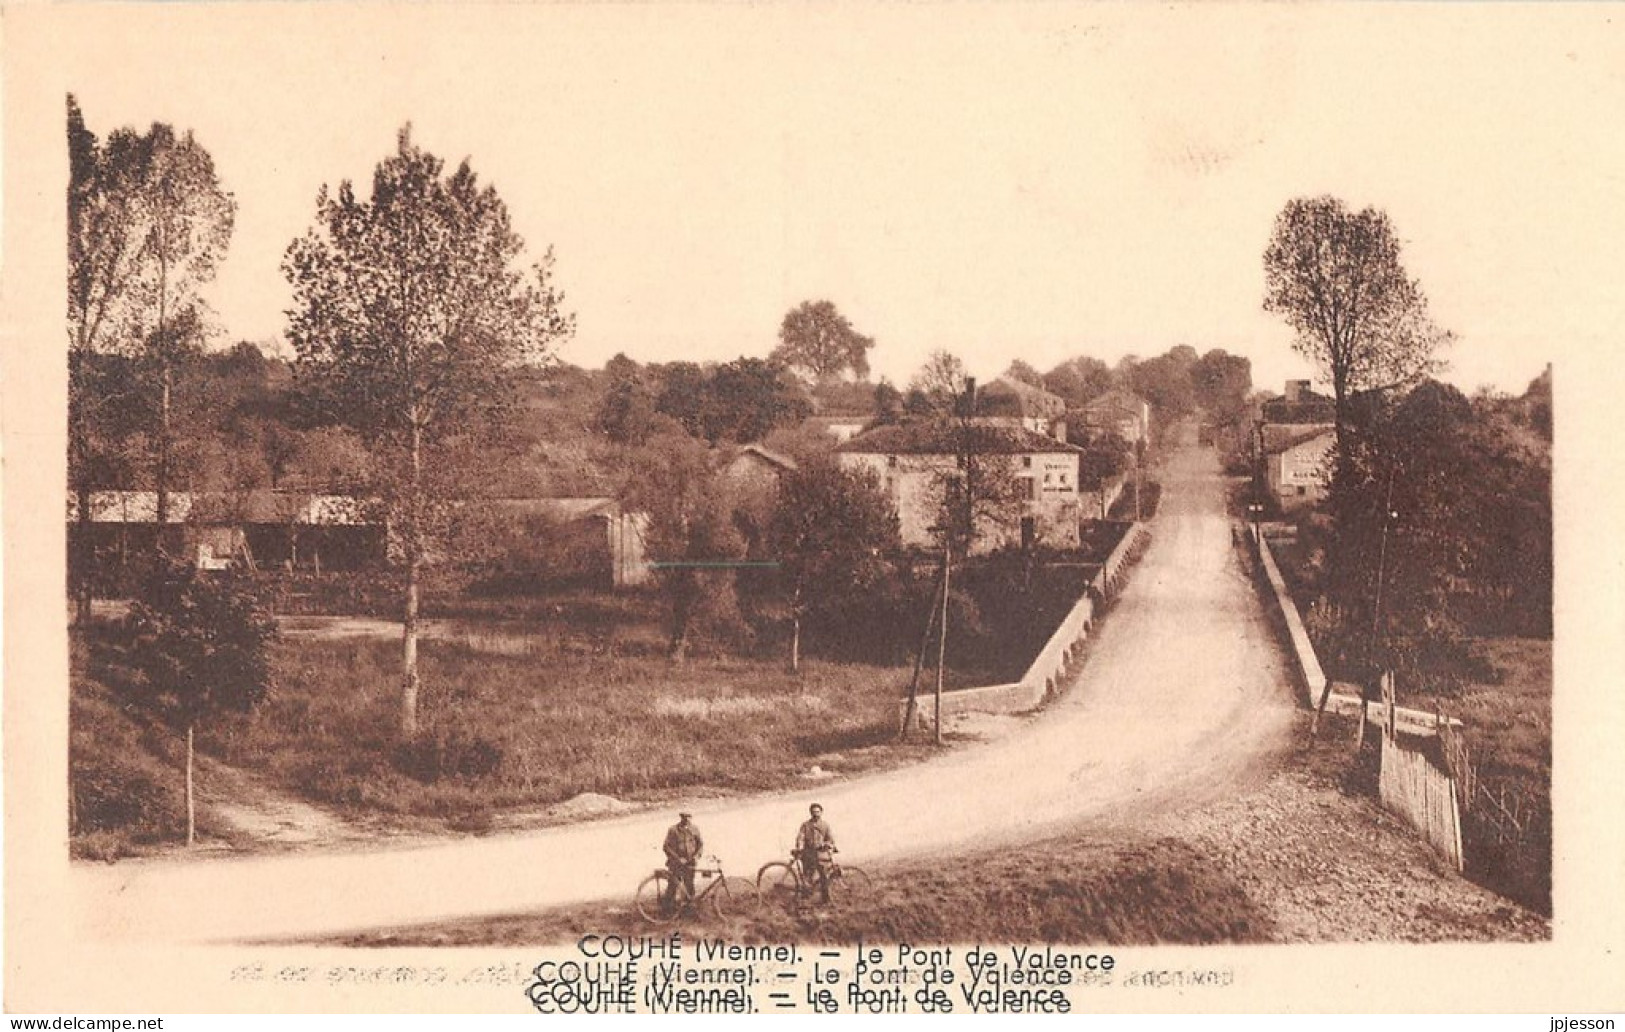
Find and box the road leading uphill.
[71,442,1299,944]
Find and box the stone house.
[1260,426,1335,510]
[834,422,1084,553]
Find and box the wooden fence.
[1376,675,1464,871]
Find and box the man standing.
[662,811,703,913]
[794,803,836,905]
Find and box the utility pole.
[899,554,947,736]
[934,540,951,746]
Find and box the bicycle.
[635,855,757,923]
[755,848,872,911]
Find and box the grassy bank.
[1447,638,1552,915]
[331,832,1274,947]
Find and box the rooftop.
[836,420,1082,456]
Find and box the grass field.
[202,637,938,823]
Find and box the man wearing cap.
[794,803,836,905]
[662,811,703,912]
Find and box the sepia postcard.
[3,1,1623,1016]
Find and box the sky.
[17,4,1625,398]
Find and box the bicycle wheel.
[756,862,801,911]
[829,865,873,906]
[635,872,678,924]
[715,876,760,919]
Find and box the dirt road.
[71,443,1300,944]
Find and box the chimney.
[1285,379,1310,403]
[1053,419,1067,444]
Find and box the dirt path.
[71,442,1301,945]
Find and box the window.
[887,455,898,468]
[1022,456,1033,469]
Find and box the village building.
[834,422,1084,553]
[67,489,386,575]
[716,443,799,490]
[1260,379,1337,425]
[1259,425,1335,511]
[1251,380,1337,512]
[1076,389,1152,447]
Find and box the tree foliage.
[1042,356,1112,409]
[621,432,749,662]
[1002,359,1045,389]
[1191,348,1253,423]
[596,353,662,445]
[651,357,811,444]
[772,300,875,381]
[1077,433,1131,489]
[285,127,571,453]
[283,126,573,734]
[126,564,277,844]
[1309,379,1550,694]
[769,460,900,668]
[1263,196,1448,454]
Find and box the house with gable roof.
[834,421,1084,553]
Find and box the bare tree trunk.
[403,554,421,737]
[185,721,196,847]
[69,349,94,626]
[154,251,172,549]
[402,417,423,738]
[789,584,802,673]
[74,485,94,626]
[156,361,171,533]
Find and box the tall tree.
[134,126,236,527]
[1263,196,1449,471]
[1192,348,1253,422]
[284,127,573,735]
[772,300,875,382]
[66,99,233,612]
